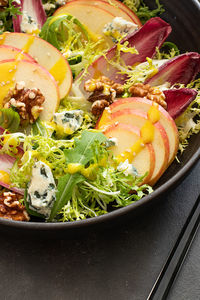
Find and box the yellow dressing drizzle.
[116,139,143,164]
[22,35,35,53]
[116,102,160,164]
[0,61,17,106]
[0,36,37,107]
[67,163,83,174]
[0,33,6,45]
[50,57,66,85]
[140,120,155,144]
[15,35,35,61]
[0,170,10,184]
[147,102,160,123]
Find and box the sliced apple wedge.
[53,2,115,41]
[104,97,179,165]
[0,32,72,99]
[97,108,170,185]
[65,0,140,24]
[104,123,155,183]
[0,59,60,121]
[66,0,142,26]
[0,45,35,62]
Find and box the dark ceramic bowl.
[0,0,199,235]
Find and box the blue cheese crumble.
[117,159,138,177]
[103,17,138,42]
[20,11,39,34]
[53,110,83,136]
[105,137,118,148]
[27,161,56,217]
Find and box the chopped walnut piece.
[84,76,124,116]
[91,100,110,116]
[129,83,167,109]
[0,191,30,221]
[3,82,45,125]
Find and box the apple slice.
[102,97,179,165]
[104,122,155,183]
[98,108,170,185]
[0,32,72,99]
[65,0,141,25]
[0,59,60,121]
[101,0,142,26]
[66,0,142,26]
[0,45,35,62]
[53,2,116,41]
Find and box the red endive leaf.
[164,88,198,119]
[78,17,171,91]
[146,52,200,86]
[13,0,46,32]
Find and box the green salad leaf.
[0,108,20,132]
[64,130,107,165]
[0,0,22,33]
[40,14,89,51]
[123,0,164,24]
[49,130,107,220]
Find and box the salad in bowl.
[0,0,199,224]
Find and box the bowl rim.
[0,0,200,231]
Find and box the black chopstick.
[147,194,200,300]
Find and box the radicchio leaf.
[164,88,198,119]
[13,0,47,33]
[145,52,200,86]
[78,17,171,90]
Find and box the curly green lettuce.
[175,79,200,153]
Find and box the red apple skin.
[101,0,142,26]
[64,0,142,26]
[107,97,179,165]
[0,45,35,62]
[104,122,155,183]
[1,32,73,99]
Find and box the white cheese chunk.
[103,17,138,41]
[53,110,83,135]
[20,11,39,34]
[27,161,56,217]
[43,3,56,11]
[117,159,138,177]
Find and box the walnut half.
[129,83,167,109]
[84,76,124,116]
[3,81,45,125]
[0,191,29,221]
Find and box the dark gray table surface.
[0,161,199,300]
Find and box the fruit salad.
[0,0,199,222]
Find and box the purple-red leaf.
[13,0,46,33]
[164,88,198,119]
[78,17,171,90]
[146,52,200,86]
